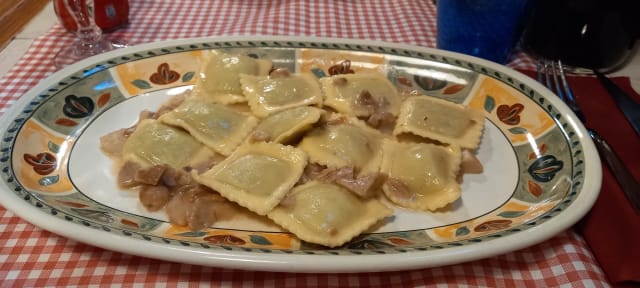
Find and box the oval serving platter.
[0,36,601,273]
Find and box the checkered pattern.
[0,0,606,286]
[0,0,537,114]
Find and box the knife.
[589,130,640,212]
[593,70,640,136]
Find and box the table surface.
[1,1,638,286]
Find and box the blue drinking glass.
[436,0,531,64]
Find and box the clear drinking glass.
[53,0,125,68]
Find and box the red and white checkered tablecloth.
[0,0,609,286]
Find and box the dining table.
[1,1,639,287]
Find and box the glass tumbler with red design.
[54,0,129,32]
[52,0,128,68]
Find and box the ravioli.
[249,106,324,144]
[121,119,215,169]
[159,99,258,156]
[194,142,307,215]
[320,73,401,117]
[104,52,489,243]
[297,119,384,175]
[380,139,462,211]
[240,73,323,117]
[394,96,485,149]
[268,181,393,247]
[192,50,272,104]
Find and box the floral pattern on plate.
[31,69,125,135]
[111,50,204,97]
[467,76,556,144]
[12,119,73,193]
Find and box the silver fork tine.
[550,61,566,102]
[536,62,544,84]
[556,60,585,121]
[544,61,552,92]
[536,60,551,91]
[557,61,573,100]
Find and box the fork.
[537,59,640,212]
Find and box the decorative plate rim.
[0,36,602,273]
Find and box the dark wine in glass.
[521,0,638,71]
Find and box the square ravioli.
[268,181,393,247]
[159,99,258,156]
[393,96,485,149]
[248,106,324,144]
[297,118,384,175]
[194,142,307,215]
[192,50,272,104]
[240,72,323,117]
[320,73,401,117]
[121,119,216,169]
[381,139,462,211]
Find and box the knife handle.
[589,130,640,212]
[593,70,640,136]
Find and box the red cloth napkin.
[572,75,640,287]
[520,70,640,285]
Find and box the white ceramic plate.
[0,36,601,272]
